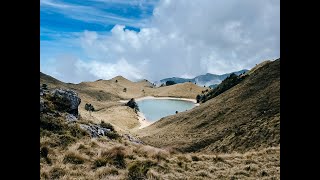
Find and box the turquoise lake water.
[136,99,196,122]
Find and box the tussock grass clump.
[96,167,119,179]
[58,134,77,148]
[146,169,161,180]
[151,150,170,162]
[90,141,99,148]
[101,146,127,168]
[93,157,108,168]
[134,145,169,161]
[40,115,65,133]
[77,144,87,150]
[77,143,96,157]
[49,167,66,179]
[128,160,157,180]
[67,124,89,138]
[63,152,86,164]
[176,155,191,162]
[93,146,127,169]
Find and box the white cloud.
[41,0,279,83]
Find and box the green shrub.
[100,121,114,131]
[85,103,95,112]
[106,131,120,140]
[126,98,139,112]
[200,73,248,103]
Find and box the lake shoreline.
[123,96,199,129]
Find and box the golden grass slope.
[137,59,280,154]
[41,134,280,180]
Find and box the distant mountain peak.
[157,69,249,87]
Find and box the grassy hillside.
[137,59,280,153]
[40,60,280,179]
[40,72,205,133]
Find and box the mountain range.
[157,69,248,87]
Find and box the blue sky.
[40,0,279,83]
[40,0,156,66]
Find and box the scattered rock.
[40,88,44,96]
[40,97,46,112]
[65,114,77,123]
[123,134,143,144]
[79,124,111,138]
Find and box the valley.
[40,59,280,179]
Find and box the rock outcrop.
[65,114,78,123]
[49,89,81,117]
[40,88,81,121]
[79,124,112,138]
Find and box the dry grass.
[40,131,279,180]
[63,151,86,164]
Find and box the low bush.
[100,121,114,131]
[106,131,120,140]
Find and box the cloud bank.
[40,0,279,83]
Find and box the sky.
[40,0,280,83]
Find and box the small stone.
[65,114,77,122]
